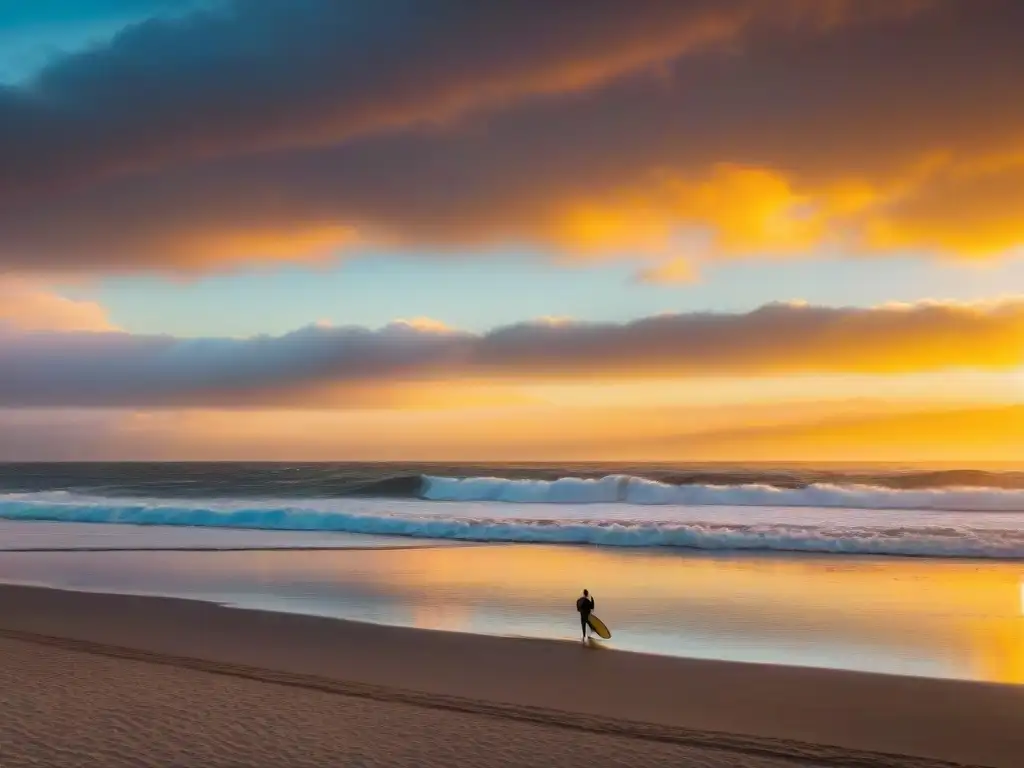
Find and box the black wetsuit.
[576,595,595,637]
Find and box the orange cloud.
[662,405,1024,463]
[634,257,700,284]
[5,0,909,204]
[5,1,1022,272]
[547,146,1024,263]
[865,151,1024,256]
[550,165,864,260]
[0,279,115,332]
[0,299,1022,408]
[170,224,360,271]
[14,399,1018,462]
[552,145,1024,263]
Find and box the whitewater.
[421,474,1024,510]
[1,473,1023,559]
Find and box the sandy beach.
[1,584,1019,767]
[4,0,1024,762]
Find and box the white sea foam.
[0,519,432,551]
[0,492,1021,559]
[423,475,1024,511]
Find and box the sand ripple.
[0,635,852,768]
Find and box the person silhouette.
[576,589,595,642]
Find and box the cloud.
[634,258,700,284]
[654,405,1024,462]
[0,1,214,83]
[4,1,1024,271]
[0,279,116,331]
[0,299,1021,407]
[0,0,766,199]
[0,408,130,461]
[3,400,1019,462]
[864,153,1024,256]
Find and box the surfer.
[576,589,595,642]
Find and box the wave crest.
[422,475,1024,512]
[1,493,1022,560]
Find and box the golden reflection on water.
[333,544,1015,612]
[48,544,1024,683]
[406,602,473,634]
[307,545,1024,683]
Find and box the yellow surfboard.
[587,614,611,639]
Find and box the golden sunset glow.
[91,388,1023,463]
[219,546,1024,683]
[4,12,1024,758]
[0,1,1023,464]
[0,279,116,332]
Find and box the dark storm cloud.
[0,300,1021,407]
[0,0,759,198]
[2,0,1023,270]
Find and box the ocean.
[1,462,1023,682]
[0,462,1023,558]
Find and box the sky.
[1,0,1023,461]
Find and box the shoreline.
[3,540,1022,683]
[0,568,1010,677]
[1,583,1020,767]
[3,520,1023,563]
[3,535,1021,561]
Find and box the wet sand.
[1,584,1020,767]
[2,541,1022,682]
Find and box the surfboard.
[587,614,611,639]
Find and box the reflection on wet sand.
[0,543,1021,682]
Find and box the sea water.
[0,462,1022,683]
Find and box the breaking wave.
[422,475,1024,512]
[2,463,1023,499]
[0,492,1022,560]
